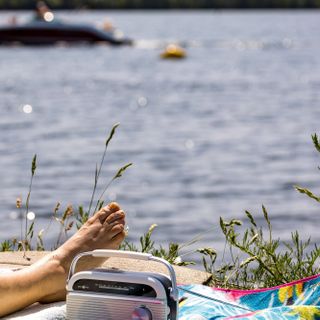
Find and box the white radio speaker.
[66,249,179,320]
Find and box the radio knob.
[131,306,152,320]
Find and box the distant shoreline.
[1,8,320,12]
[1,1,320,10]
[1,7,320,10]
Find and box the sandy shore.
[0,251,212,284]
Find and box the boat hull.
[0,22,132,46]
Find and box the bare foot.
[36,202,126,303]
[0,203,127,317]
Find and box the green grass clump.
[199,207,320,289]
[120,223,196,267]
[199,133,320,289]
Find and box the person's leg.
[0,202,126,317]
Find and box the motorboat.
[0,20,133,46]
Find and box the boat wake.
[134,38,296,51]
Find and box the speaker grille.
[67,293,168,319]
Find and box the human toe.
[110,231,126,248]
[108,202,121,212]
[104,210,125,225]
[105,223,125,240]
[96,203,123,224]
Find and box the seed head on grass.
[312,133,320,153]
[105,123,120,147]
[294,186,320,203]
[62,205,73,222]
[31,154,37,176]
[113,163,133,179]
[16,197,22,209]
[54,202,60,215]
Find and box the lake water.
[0,10,320,265]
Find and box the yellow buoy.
[160,44,186,59]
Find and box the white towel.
[3,302,66,320]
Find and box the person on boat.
[0,202,126,317]
[8,15,18,25]
[34,1,55,22]
[102,19,114,32]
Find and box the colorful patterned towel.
[178,274,320,319]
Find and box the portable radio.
[66,249,179,319]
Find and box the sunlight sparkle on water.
[44,12,54,22]
[185,139,195,150]
[23,104,33,114]
[27,212,35,221]
[137,96,148,107]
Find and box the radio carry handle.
[67,249,179,302]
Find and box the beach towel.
[4,302,66,320]
[178,273,320,319]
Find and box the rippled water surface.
[1,10,320,262]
